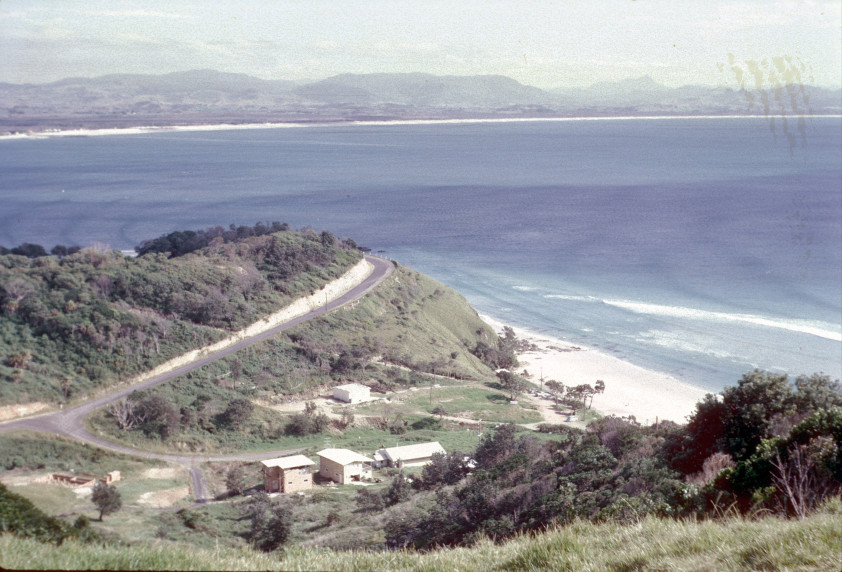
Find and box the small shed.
[261,455,315,493]
[376,442,446,468]
[333,383,370,404]
[317,448,373,484]
[371,450,389,469]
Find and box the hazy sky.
[1,0,840,89]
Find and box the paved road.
[0,255,395,501]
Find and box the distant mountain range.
[1,70,839,134]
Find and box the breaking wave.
[604,300,842,342]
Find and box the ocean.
[1,117,840,392]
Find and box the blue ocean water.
[1,117,840,391]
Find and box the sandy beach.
[4,114,830,142]
[482,316,709,424]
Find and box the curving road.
[0,255,395,502]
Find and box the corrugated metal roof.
[380,442,446,461]
[317,448,373,465]
[261,454,315,469]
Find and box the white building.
[375,442,446,468]
[332,383,370,404]
[317,448,374,484]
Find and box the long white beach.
[482,316,709,424]
[4,114,838,141]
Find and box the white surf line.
[3,114,840,141]
[604,299,842,342]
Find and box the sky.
[1,0,840,89]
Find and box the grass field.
[354,385,542,425]
[3,498,840,571]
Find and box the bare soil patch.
[137,486,190,507]
[0,402,51,422]
[143,467,181,479]
[0,470,52,487]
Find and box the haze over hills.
[1,69,840,134]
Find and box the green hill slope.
[81,263,509,454]
[0,226,361,405]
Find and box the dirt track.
[0,255,394,502]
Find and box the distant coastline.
[3,114,841,141]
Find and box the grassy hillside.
[1,498,839,571]
[0,226,361,405]
[82,265,511,454]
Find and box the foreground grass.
[3,500,840,571]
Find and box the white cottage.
[332,383,370,403]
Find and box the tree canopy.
[91,482,122,521]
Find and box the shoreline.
[481,315,709,424]
[3,114,840,141]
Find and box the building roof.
[317,448,373,465]
[334,383,370,392]
[380,442,446,462]
[261,455,315,469]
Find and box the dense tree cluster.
[0,243,81,258]
[355,471,414,513]
[240,492,293,551]
[380,370,841,549]
[472,332,518,369]
[135,222,290,258]
[135,222,360,259]
[0,225,361,402]
[284,401,330,436]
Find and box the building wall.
[320,456,347,484]
[396,457,432,468]
[333,386,370,403]
[264,466,281,492]
[280,466,312,493]
[264,466,312,493]
[348,461,371,480]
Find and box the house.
[371,450,389,469]
[317,448,374,484]
[375,442,446,468]
[261,455,315,493]
[332,383,371,403]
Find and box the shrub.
[383,471,412,506]
[221,399,254,427]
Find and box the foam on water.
[604,300,842,342]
